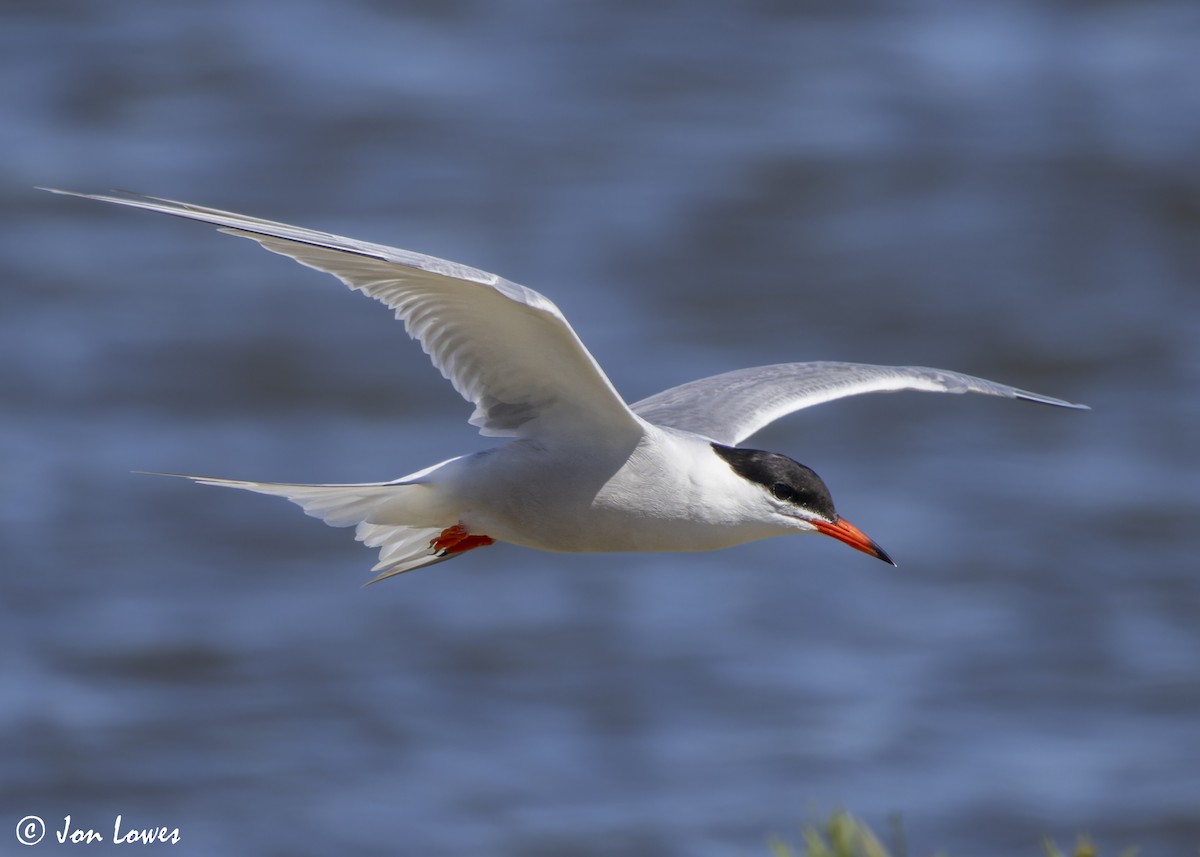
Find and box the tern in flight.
[47,189,1087,582]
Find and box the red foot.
[430,524,495,557]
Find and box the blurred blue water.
[3,1,1198,855]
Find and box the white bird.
[46,189,1088,583]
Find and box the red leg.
[430,524,495,557]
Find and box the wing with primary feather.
[632,361,1087,446]
[45,189,642,443]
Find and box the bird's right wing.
[44,189,644,445]
[631,361,1088,446]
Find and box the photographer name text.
[16,815,180,847]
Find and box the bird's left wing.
[46,190,643,443]
[632,361,1087,446]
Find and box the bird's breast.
[452,434,781,554]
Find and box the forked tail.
[149,474,492,583]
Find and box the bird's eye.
[771,483,795,502]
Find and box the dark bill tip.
[812,517,897,567]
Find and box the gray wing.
[631,361,1088,445]
[46,189,643,443]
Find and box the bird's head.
[711,443,895,565]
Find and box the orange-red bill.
[812,517,896,566]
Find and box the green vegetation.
[766,811,1135,857]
